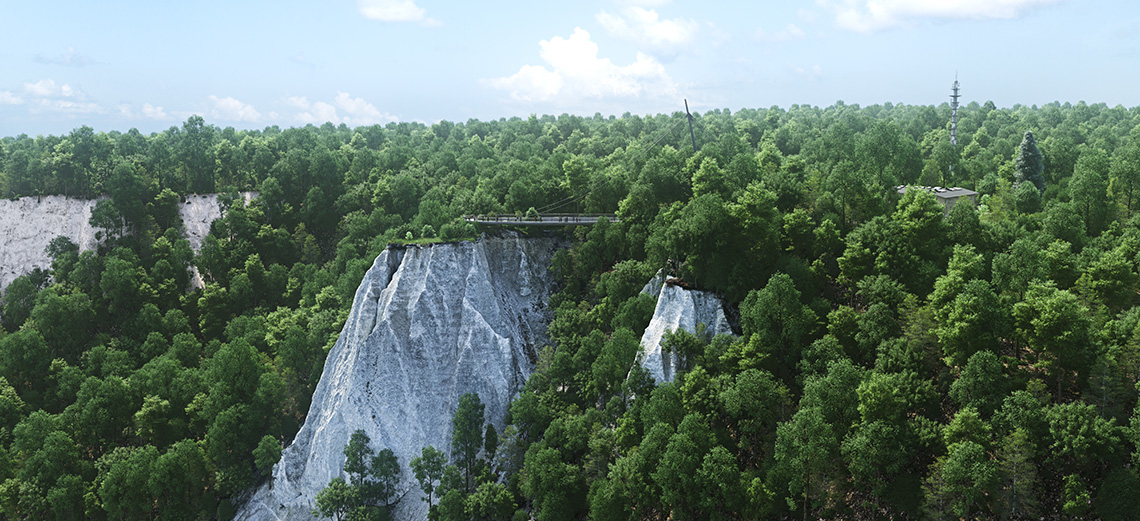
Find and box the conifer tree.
[1014,131,1045,192]
[452,393,485,494]
[996,429,1040,519]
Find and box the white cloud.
[755,23,805,42]
[38,99,102,114]
[17,79,101,114]
[117,102,171,121]
[818,0,1063,32]
[334,92,397,125]
[488,65,562,103]
[284,96,307,109]
[358,0,440,26]
[596,7,698,59]
[286,93,397,126]
[142,103,168,120]
[24,79,79,98]
[34,47,94,67]
[207,95,262,123]
[287,96,342,125]
[0,91,23,105]
[486,28,677,103]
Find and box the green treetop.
[1014,130,1045,192]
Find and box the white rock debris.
[237,234,562,521]
[638,269,734,384]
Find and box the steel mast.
[684,99,697,152]
[950,75,961,146]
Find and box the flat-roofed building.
[896,185,979,217]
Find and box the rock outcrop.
[179,192,256,253]
[237,233,562,521]
[0,196,102,291]
[180,193,256,288]
[638,270,734,383]
[0,193,253,292]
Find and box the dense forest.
[2,99,1140,519]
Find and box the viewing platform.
[464,213,619,227]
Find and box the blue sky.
[2,0,1138,136]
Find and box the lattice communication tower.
[950,76,961,146]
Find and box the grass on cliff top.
[387,234,480,246]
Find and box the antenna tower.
[950,75,961,146]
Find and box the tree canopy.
[2,100,1140,518]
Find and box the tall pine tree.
[1014,131,1045,192]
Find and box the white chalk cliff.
[0,196,101,291]
[237,234,562,521]
[0,193,253,292]
[638,270,734,384]
[180,192,256,253]
[180,193,256,289]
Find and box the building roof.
[896,185,978,199]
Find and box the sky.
[2,0,1139,137]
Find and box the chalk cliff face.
[180,193,256,288]
[0,193,253,292]
[638,271,734,384]
[0,196,101,291]
[180,193,256,253]
[238,234,562,521]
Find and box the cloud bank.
[486,28,676,103]
[14,79,102,114]
[285,92,398,126]
[208,95,262,123]
[596,7,698,59]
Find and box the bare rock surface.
[0,193,253,292]
[180,193,256,288]
[638,270,734,383]
[0,196,102,291]
[237,233,562,521]
[180,192,256,252]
